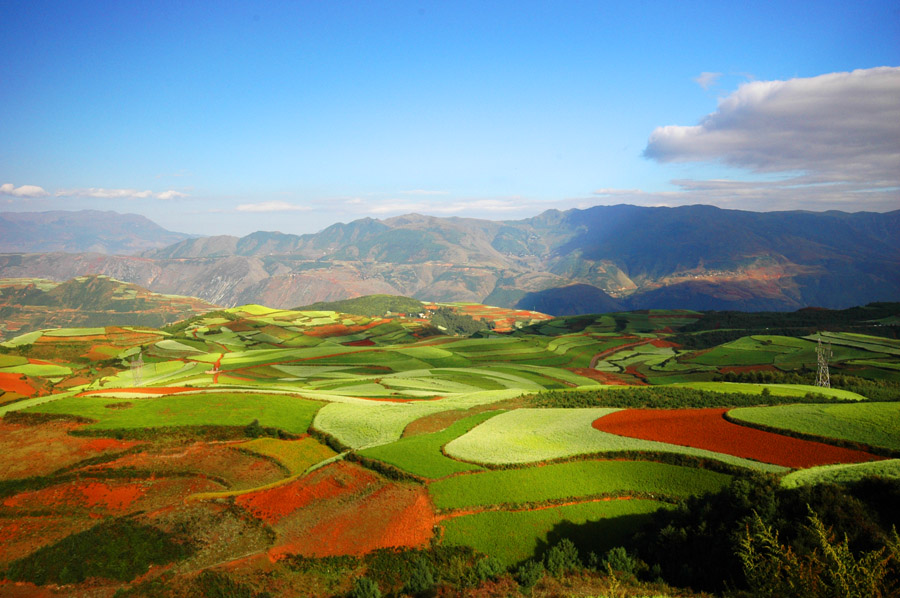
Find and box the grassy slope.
[358,411,499,478]
[429,460,732,509]
[728,402,900,451]
[444,408,787,472]
[24,391,323,435]
[441,499,670,567]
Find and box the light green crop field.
[444,408,787,472]
[41,327,107,337]
[672,381,866,401]
[358,411,499,478]
[780,459,900,489]
[0,331,43,347]
[429,460,732,510]
[0,363,73,377]
[312,389,523,448]
[810,332,900,356]
[440,499,670,566]
[24,391,323,434]
[729,402,900,451]
[0,355,29,367]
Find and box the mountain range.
[0,205,897,314]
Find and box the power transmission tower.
[130,351,144,387]
[815,334,831,388]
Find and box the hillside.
[1,205,897,312]
[0,275,218,340]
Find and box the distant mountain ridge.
[0,210,194,255]
[1,205,898,313]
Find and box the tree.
[349,576,381,598]
[545,538,580,577]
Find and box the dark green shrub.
[349,576,381,598]
[515,559,544,589]
[545,538,580,577]
[404,556,435,595]
[474,556,505,581]
[602,546,637,576]
[195,570,255,598]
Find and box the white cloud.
[593,175,899,213]
[693,71,721,90]
[235,201,311,212]
[56,187,189,200]
[645,67,900,186]
[156,190,189,200]
[0,183,49,198]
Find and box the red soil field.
[3,477,222,517]
[0,421,140,479]
[267,481,435,560]
[649,339,679,348]
[234,461,435,560]
[344,338,375,346]
[592,408,882,468]
[3,481,145,513]
[0,372,36,396]
[568,368,630,386]
[236,461,380,525]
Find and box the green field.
[429,460,732,510]
[440,499,671,566]
[23,391,323,435]
[444,408,788,472]
[357,411,498,478]
[780,459,900,488]
[729,402,900,451]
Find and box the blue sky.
[1,1,898,236]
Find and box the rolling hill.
[0,275,218,340]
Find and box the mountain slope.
[1,205,897,312]
[0,210,193,255]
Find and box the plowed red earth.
[2,478,221,516]
[592,408,882,468]
[568,368,630,386]
[0,421,139,479]
[3,481,146,513]
[0,373,36,396]
[236,461,378,524]
[236,461,435,560]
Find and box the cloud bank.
[56,188,188,200]
[645,67,900,186]
[1,183,49,198]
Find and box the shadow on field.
[530,511,656,566]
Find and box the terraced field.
[1,301,898,596]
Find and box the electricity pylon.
[815,334,831,388]
[130,351,144,387]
